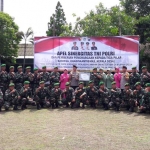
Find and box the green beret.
[65,82,70,86]
[1,64,6,67]
[26,66,31,69]
[93,68,97,70]
[42,66,46,69]
[39,81,45,84]
[132,66,136,69]
[79,82,84,85]
[9,83,15,87]
[54,66,58,69]
[145,83,150,87]
[89,80,94,84]
[34,68,38,71]
[17,66,22,69]
[135,82,141,86]
[99,82,104,86]
[9,66,14,69]
[24,81,30,84]
[125,83,130,86]
[142,66,147,69]
[111,81,116,85]
[54,83,59,86]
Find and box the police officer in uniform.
[71,42,78,50]
[91,42,97,50]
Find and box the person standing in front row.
[70,65,79,90]
[120,66,129,93]
[106,69,114,93]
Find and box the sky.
[4,0,120,36]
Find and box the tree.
[46,1,67,36]
[18,27,33,71]
[120,0,150,19]
[61,3,136,36]
[0,12,21,64]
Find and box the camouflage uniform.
[140,72,150,87]
[98,87,110,110]
[8,72,16,84]
[121,88,134,111]
[15,72,24,93]
[109,87,122,111]
[0,89,3,111]
[40,72,50,86]
[32,72,41,93]
[86,85,98,108]
[129,72,140,90]
[74,86,86,108]
[19,86,36,110]
[61,87,75,108]
[35,86,50,110]
[0,70,8,94]
[4,87,19,110]
[50,72,60,87]
[90,72,100,88]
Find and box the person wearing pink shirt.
[114,67,121,88]
[60,69,70,90]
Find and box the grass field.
[0,107,150,150]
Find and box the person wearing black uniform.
[71,42,78,50]
[91,42,97,50]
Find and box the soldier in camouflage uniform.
[86,80,98,108]
[140,66,150,87]
[35,81,50,110]
[19,81,36,110]
[50,67,60,87]
[139,83,150,113]
[98,82,110,110]
[50,83,61,109]
[0,88,3,111]
[32,68,41,94]
[74,82,87,108]
[40,66,50,87]
[4,83,20,111]
[109,81,122,111]
[8,66,16,84]
[61,82,75,108]
[24,66,34,83]
[15,66,24,93]
[129,66,140,90]
[90,68,101,88]
[0,64,8,94]
[133,82,145,110]
[121,83,134,112]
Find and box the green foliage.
[46,1,67,36]
[0,12,21,64]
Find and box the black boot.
[13,105,19,110]
[51,104,55,109]
[21,105,25,110]
[82,104,85,109]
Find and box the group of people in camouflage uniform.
[0,63,150,114]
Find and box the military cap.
[92,42,95,44]
[142,66,147,69]
[107,68,111,71]
[73,65,77,68]
[111,81,116,85]
[93,68,97,70]
[145,83,150,87]
[26,66,31,69]
[79,82,84,85]
[99,68,104,70]
[54,66,58,69]
[65,82,70,86]
[135,82,141,86]
[132,66,136,69]
[125,83,130,86]
[99,82,104,86]
[9,66,14,69]
[24,81,30,84]
[86,42,89,45]
[89,80,94,84]
[9,83,15,87]
[17,66,22,69]
[34,68,38,71]
[42,66,46,69]
[1,64,6,67]
[73,42,77,44]
[54,83,59,86]
[39,81,45,84]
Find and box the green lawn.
[0,107,150,150]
